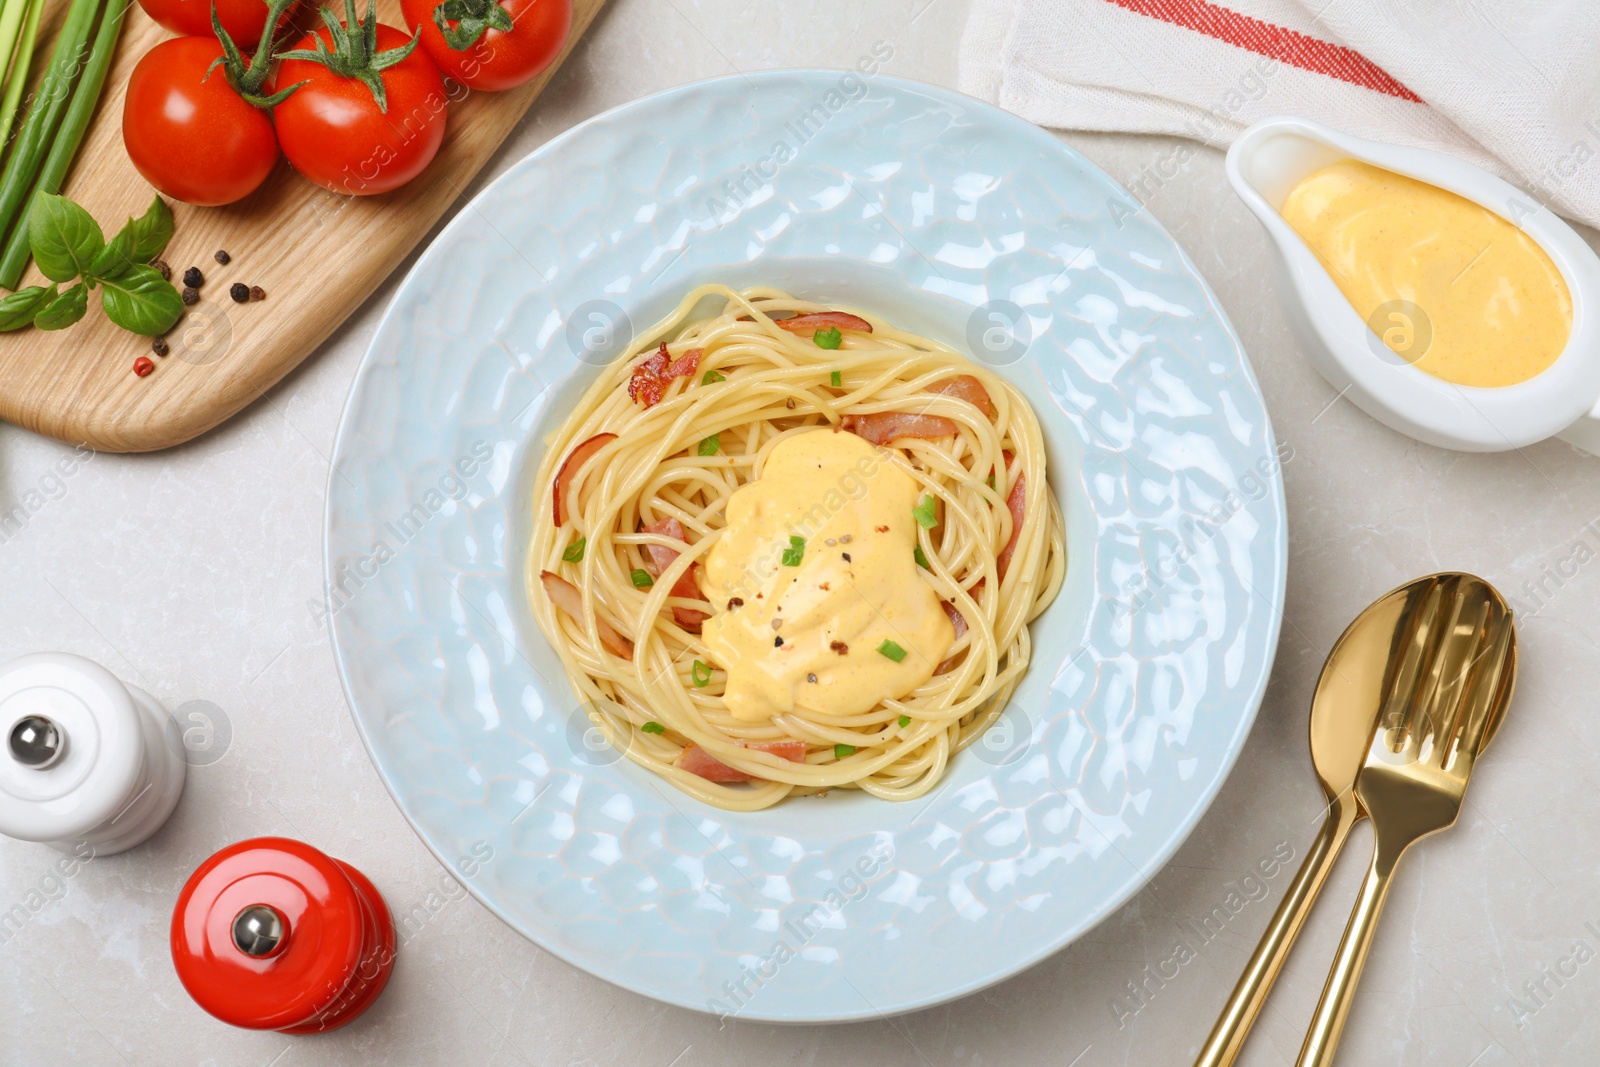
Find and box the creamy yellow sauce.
[1279,159,1572,388]
[700,429,954,722]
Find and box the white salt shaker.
[0,652,186,855]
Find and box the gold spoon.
[1296,574,1515,1066]
[1195,573,1503,1067]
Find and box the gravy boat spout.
[1226,115,1600,454]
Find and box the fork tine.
[1449,611,1515,770]
[1408,576,1474,746]
[1429,590,1491,750]
[1380,579,1445,737]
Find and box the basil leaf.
[34,282,88,331]
[0,285,56,331]
[100,266,183,335]
[122,195,174,263]
[89,229,135,281]
[30,193,105,283]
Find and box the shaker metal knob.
[8,715,63,768]
[231,905,286,958]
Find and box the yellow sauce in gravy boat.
[1227,116,1600,453]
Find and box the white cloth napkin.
[958,0,1600,230]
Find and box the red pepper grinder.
[171,837,397,1033]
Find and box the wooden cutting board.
[0,0,606,452]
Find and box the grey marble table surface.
[3,1,1597,1064]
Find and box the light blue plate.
[325,71,1287,1022]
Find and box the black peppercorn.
[214,250,230,264]
[248,285,266,302]
[182,266,203,288]
[150,258,171,281]
[151,337,169,357]
[181,286,199,305]
[229,282,250,303]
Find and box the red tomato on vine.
[271,0,449,195]
[136,0,286,48]
[400,0,571,92]
[121,0,303,206]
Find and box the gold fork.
[1295,575,1517,1066]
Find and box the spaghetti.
[528,285,1064,810]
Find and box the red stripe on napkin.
[1104,0,1423,102]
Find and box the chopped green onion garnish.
[781,534,805,567]
[834,743,856,758]
[701,369,725,384]
[898,715,911,728]
[698,433,720,456]
[814,326,842,349]
[830,370,842,387]
[641,721,665,734]
[562,537,586,562]
[913,545,930,570]
[877,639,906,663]
[912,494,938,529]
[986,474,996,489]
[692,660,712,687]
[631,568,653,588]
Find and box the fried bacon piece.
[931,374,995,419]
[774,311,873,334]
[935,600,968,676]
[627,343,702,408]
[540,570,633,660]
[842,411,960,445]
[840,376,995,444]
[640,517,709,632]
[552,433,616,526]
[675,739,808,783]
[996,469,1027,584]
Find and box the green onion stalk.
[0,0,127,288]
[0,0,38,143]
[0,0,47,151]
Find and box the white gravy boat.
[1226,115,1600,455]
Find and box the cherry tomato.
[272,24,448,196]
[136,0,284,48]
[122,37,279,207]
[401,0,570,92]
